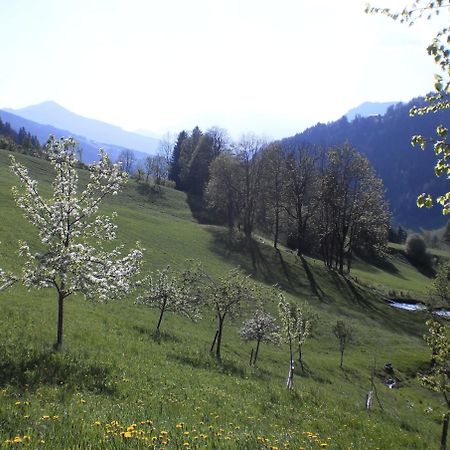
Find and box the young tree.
[201,267,252,360]
[0,268,16,291]
[240,309,279,366]
[295,300,318,373]
[278,292,297,389]
[135,265,202,333]
[10,136,144,350]
[333,320,354,369]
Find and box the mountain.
[283,97,450,230]
[5,101,160,154]
[344,101,398,121]
[0,109,150,164]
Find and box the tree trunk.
[216,318,224,360]
[340,349,344,369]
[156,300,167,333]
[298,343,304,373]
[210,330,219,353]
[253,338,261,365]
[56,292,64,350]
[273,209,279,249]
[441,413,449,450]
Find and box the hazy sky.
[0,0,443,139]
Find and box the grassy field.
[0,149,447,449]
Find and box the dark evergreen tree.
[168,130,188,189]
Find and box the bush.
[405,234,430,266]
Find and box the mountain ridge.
[5,101,160,155]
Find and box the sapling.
[135,264,202,333]
[333,320,354,369]
[240,308,279,366]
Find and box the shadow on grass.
[357,250,400,275]
[136,182,165,202]
[207,228,309,294]
[0,344,115,394]
[186,193,221,225]
[170,352,246,378]
[133,325,181,344]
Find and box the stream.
[388,299,450,317]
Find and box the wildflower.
[13,436,23,444]
[121,431,132,438]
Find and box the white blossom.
[9,136,144,348]
[135,264,203,332]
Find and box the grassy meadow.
[0,149,448,449]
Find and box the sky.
[0,0,445,139]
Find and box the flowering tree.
[0,268,16,291]
[240,308,279,366]
[278,292,297,389]
[135,264,202,333]
[9,136,144,350]
[295,300,318,373]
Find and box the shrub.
[405,234,430,266]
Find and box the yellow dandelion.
[121,431,132,438]
[13,436,23,444]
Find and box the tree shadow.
[299,254,325,300]
[186,193,221,225]
[207,228,308,294]
[133,325,181,343]
[357,250,400,275]
[170,352,246,378]
[0,345,115,394]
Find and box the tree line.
[0,118,41,157]
[169,128,390,274]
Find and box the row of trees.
[135,261,354,387]
[204,139,389,273]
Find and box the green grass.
[0,149,446,449]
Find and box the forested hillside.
[283,97,450,229]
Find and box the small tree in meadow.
[135,264,202,334]
[295,300,318,373]
[240,309,279,366]
[10,136,144,350]
[0,267,16,291]
[278,292,297,389]
[333,320,354,369]
[205,268,252,360]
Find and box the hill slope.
[0,149,446,449]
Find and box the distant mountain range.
[283,97,450,230]
[5,101,160,155]
[344,101,398,121]
[0,102,160,164]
